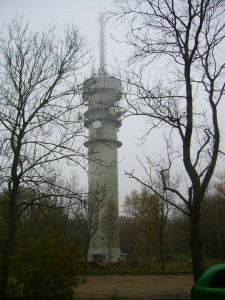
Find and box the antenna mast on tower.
[99,13,106,75]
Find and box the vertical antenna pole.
[99,13,106,74]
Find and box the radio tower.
[83,14,122,261]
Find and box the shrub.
[10,224,82,299]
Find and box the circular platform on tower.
[83,74,122,103]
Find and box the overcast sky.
[1,1,224,212]
[0,0,125,69]
[0,0,152,212]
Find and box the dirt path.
[75,274,193,300]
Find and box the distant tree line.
[119,172,225,266]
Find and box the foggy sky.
[1,0,224,212]
[0,0,151,212]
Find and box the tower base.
[88,247,121,262]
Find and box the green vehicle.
[191,264,225,299]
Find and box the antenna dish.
[92,120,102,128]
[109,107,120,115]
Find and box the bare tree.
[111,0,225,282]
[123,187,170,269]
[74,185,106,262]
[139,172,172,270]
[143,189,170,271]
[103,200,119,261]
[0,16,90,297]
[123,190,142,256]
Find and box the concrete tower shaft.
[83,74,122,261]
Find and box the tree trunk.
[0,196,18,299]
[84,236,91,262]
[190,216,204,283]
[159,233,165,271]
[84,245,88,263]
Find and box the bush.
[10,224,82,300]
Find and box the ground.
[75,274,193,299]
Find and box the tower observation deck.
[83,14,122,261]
